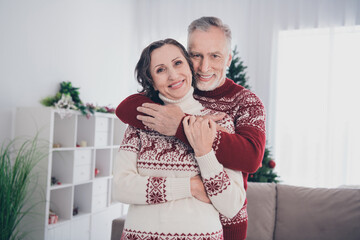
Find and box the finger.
[196,116,203,121]
[209,119,216,129]
[204,112,225,122]
[142,121,156,130]
[141,103,162,111]
[183,116,190,130]
[216,124,230,133]
[137,115,156,124]
[137,106,159,117]
[183,116,190,125]
[189,115,196,126]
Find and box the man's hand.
[136,103,185,136]
[190,175,211,204]
[200,113,229,133]
[183,116,217,157]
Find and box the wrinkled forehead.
[187,31,230,55]
[187,28,230,54]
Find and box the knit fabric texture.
[113,87,246,240]
[115,79,266,240]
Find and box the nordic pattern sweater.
[115,79,266,240]
[113,88,246,240]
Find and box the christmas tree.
[227,47,279,183]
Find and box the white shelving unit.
[15,107,127,240]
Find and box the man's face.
[188,26,232,91]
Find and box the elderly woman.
[112,38,245,240]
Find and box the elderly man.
[116,16,266,240]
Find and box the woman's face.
[150,44,192,100]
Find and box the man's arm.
[175,123,265,173]
[115,93,156,130]
[116,93,265,173]
[116,94,185,136]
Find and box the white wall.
[0,0,137,143]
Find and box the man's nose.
[199,57,210,73]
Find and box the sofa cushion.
[246,182,277,240]
[275,184,360,240]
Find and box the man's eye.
[191,54,200,58]
[212,54,220,58]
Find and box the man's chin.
[196,81,219,91]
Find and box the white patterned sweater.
[112,88,246,240]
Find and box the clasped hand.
[183,115,217,157]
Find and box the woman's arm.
[112,150,192,205]
[196,151,246,218]
[183,116,246,218]
[112,126,192,205]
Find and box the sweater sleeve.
[175,92,266,173]
[112,126,192,205]
[195,150,246,219]
[117,91,266,173]
[115,93,158,130]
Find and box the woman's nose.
[168,67,180,80]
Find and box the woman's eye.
[156,68,165,73]
[175,61,182,66]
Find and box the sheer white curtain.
[130,0,360,187]
[275,27,360,188]
[270,0,360,187]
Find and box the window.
[275,26,360,188]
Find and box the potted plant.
[0,135,47,240]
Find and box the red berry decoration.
[268,160,276,169]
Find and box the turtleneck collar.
[158,87,203,115]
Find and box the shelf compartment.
[73,149,93,183]
[92,178,109,212]
[94,116,112,147]
[77,115,96,147]
[51,151,74,185]
[49,187,72,223]
[53,112,76,148]
[92,193,108,212]
[95,149,111,178]
[73,183,92,216]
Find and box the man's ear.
[226,53,232,67]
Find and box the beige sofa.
[111,183,360,240]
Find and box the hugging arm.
[115,93,156,130]
[183,116,246,218]
[116,93,266,173]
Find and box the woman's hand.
[183,115,217,157]
[190,175,211,204]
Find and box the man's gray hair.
[187,16,232,52]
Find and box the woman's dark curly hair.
[135,38,196,101]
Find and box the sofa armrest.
[111,215,126,240]
[247,182,277,240]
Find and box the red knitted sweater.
[115,78,266,240]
